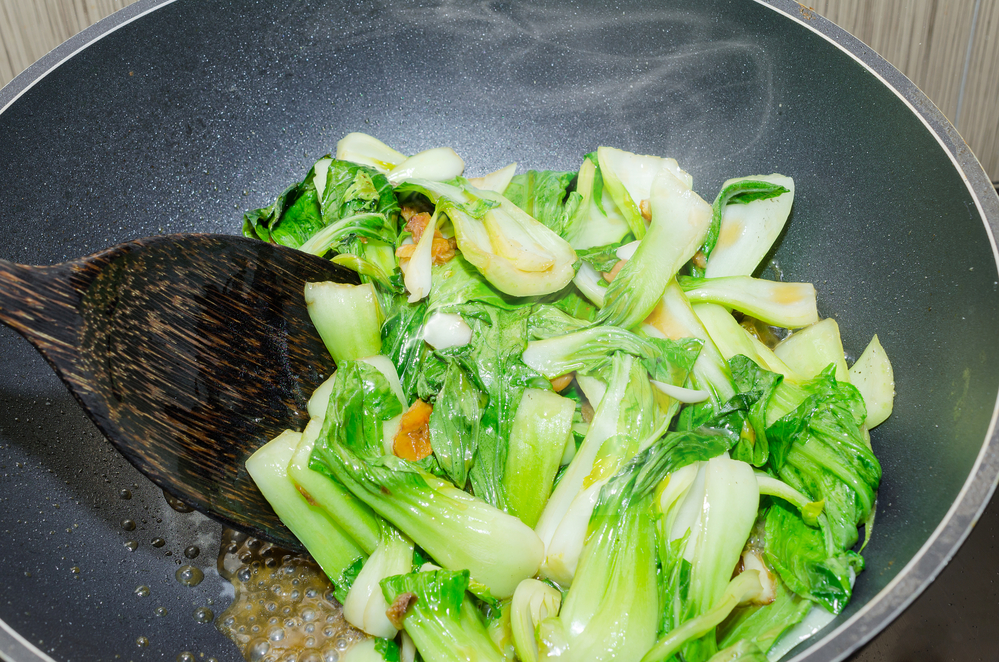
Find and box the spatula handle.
[0,259,85,363]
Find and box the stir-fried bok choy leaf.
[698,175,794,279]
[595,165,711,330]
[381,569,506,662]
[239,133,893,662]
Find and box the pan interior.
[0,1,996,660]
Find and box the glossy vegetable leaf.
[428,361,484,488]
[763,502,863,614]
[318,360,406,461]
[695,178,791,277]
[503,169,580,237]
[564,154,631,250]
[321,159,400,238]
[521,326,694,380]
[445,305,546,509]
[767,366,880,551]
[427,253,525,312]
[242,161,327,248]
[576,243,626,273]
[381,570,505,662]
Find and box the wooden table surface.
[1,0,997,179]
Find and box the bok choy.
[242,132,895,662]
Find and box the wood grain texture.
[809,0,998,180]
[957,0,999,179]
[0,0,136,83]
[0,234,357,548]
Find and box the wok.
[1,0,997,661]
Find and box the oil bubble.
[193,607,215,624]
[177,653,196,662]
[136,636,149,647]
[184,545,200,559]
[155,606,168,617]
[119,488,131,500]
[151,537,166,548]
[134,585,150,598]
[175,565,204,587]
[248,639,270,662]
[124,540,138,552]
[163,489,195,513]
[120,519,136,531]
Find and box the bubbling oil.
[216,529,366,662]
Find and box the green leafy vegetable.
[381,570,505,662]
[503,169,580,237]
[695,177,792,278]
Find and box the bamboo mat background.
[1,0,997,179]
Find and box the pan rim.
[753,1,999,660]
[1,1,997,662]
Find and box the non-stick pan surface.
[1,1,997,661]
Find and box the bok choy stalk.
[697,175,794,279]
[538,440,671,661]
[595,164,712,330]
[335,132,466,184]
[679,275,819,329]
[511,579,562,662]
[305,281,384,363]
[644,279,737,405]
[395,179,577,297]
[596,146,693,240]
[564,154,631,250]
[534,352,679,585]
[311,440,543,598]
[654,456,761,662]
[381,570,506,662]
[501,388,576,528]
[246,430,365,592]
[848,334,895,428]
[773,318,850,383]
[692,302,802,382]
[343,524,415,638]
[284,374,384,555]
[468,162,519,193]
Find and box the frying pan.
[1,0,997,661]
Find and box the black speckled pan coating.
[0,1,997,661]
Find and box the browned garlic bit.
[216,529,368,662]
[639,198,653,222]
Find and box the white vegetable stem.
[343,527,414,638]
[304,281,383,363]
[705,174,794,278]
[423,312,473,350]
